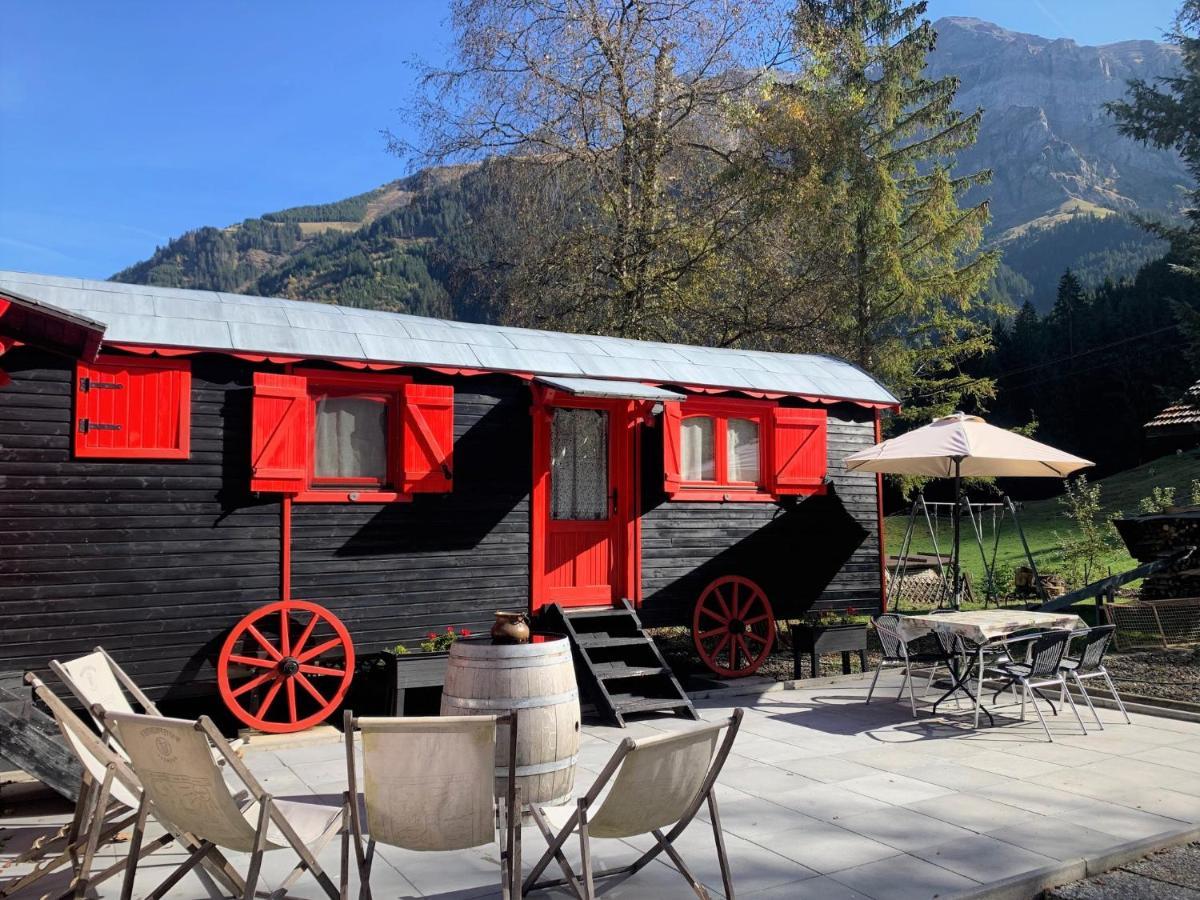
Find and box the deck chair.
[104,710,342,900]
[1061,624,1131,729]
[50,647,243,758]
[524,709,743,900]
[3,676,245,900]
[984,630,1087,743]
[342,710,522,900]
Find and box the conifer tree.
[789,0,1000,423]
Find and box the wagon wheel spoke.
[699,605,729,625]
[713,634,731,662]
[279,607,292,657]
[294,675,330,708]
[743,614,769,627]
[285,679,298,724]
[231,670,276,699]
[745,632,768,646]
[246,625,284,661]
[730,582,741,619]
[227,654,277,670]
[255,679,284,719]
[698,626,728,642]
[290,613,321,660]
[712,589,732,622]
[735,636,753,669]
[297,637,342,664]
[298,663,344,677]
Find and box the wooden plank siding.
[0,349,530,703]
[638,405,882,626]
[0,345,880,706]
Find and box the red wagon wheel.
[692,576,776,678]
[218,600,355,734]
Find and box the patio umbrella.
[844,412,1093,605]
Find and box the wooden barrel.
[441,635,580,806]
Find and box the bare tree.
[397,0,793,339]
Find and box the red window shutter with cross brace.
[250,372,308,493]
[401,383,454,493]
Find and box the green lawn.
[883,448,1200,600]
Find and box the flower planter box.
[392,651,450,715]
[341,652,397,718]
[790,623,867,679]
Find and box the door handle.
[610,488,618,517]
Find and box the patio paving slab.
[827,850,982,900]
[912,832,1059,883]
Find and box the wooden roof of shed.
[1146,378,1200,437]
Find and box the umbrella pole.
[952,457,963,609]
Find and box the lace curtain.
[551,408,608,520]
[314,395,388,481]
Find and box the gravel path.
[1047,842,1200,899]
[1103,647,1200,705]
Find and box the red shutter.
[74,356,191,459]
[401,383,454,493]
[251,373,308,493]
[662,401,682,493]
[769,407,827,494]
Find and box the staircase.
[548,600,698,727]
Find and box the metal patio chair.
[343,710,522,900]
[866,614,952,715]
[1061,624,1131,728]
[104,710,343,900]
[984,630,1087,742]
[524,710,743,900]
[2,675,242,900]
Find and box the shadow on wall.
[639,485,870,626]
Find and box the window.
[550,407,609,520]
[663,399,827,500]
[74,356,191,459]
[250,370,453,501]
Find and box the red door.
[532,395,633,610]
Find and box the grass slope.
[884,448,1200,596]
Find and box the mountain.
[115,18,1192,319]
[928,16,1189,235]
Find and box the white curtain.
[314,395,388,481]
[681,417,715,481]
[727,418,760,483]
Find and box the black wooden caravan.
[0,271,897,730]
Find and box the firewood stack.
[1114,509,1200,600]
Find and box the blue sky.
[0,1,1184,279]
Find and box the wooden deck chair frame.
[524,709,744,900]
[342,709,522,900]
[50,646,242,759]
[3,676,245,900]
[103,711,342,900]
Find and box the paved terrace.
[3,672,1200,899]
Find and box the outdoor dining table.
[896,609,1085,726]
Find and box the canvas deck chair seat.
[524,709,744,900]
[50,647,243,759]
[104,710,342,900]
[342,711,522,900]
[3,675,246,900]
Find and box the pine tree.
[789,0,1000,424]
[1108,0,1200,276]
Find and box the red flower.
[427,632,438,640]
[446,625,455,632]
[460,628,471,637]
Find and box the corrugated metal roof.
[534,376,686,401]
[1146,379,1200,436]
[0,271,898,406]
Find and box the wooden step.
[547,600,698,728]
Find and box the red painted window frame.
[73,355,191,460]
[294,369,411,503]
[674,397,776,502]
